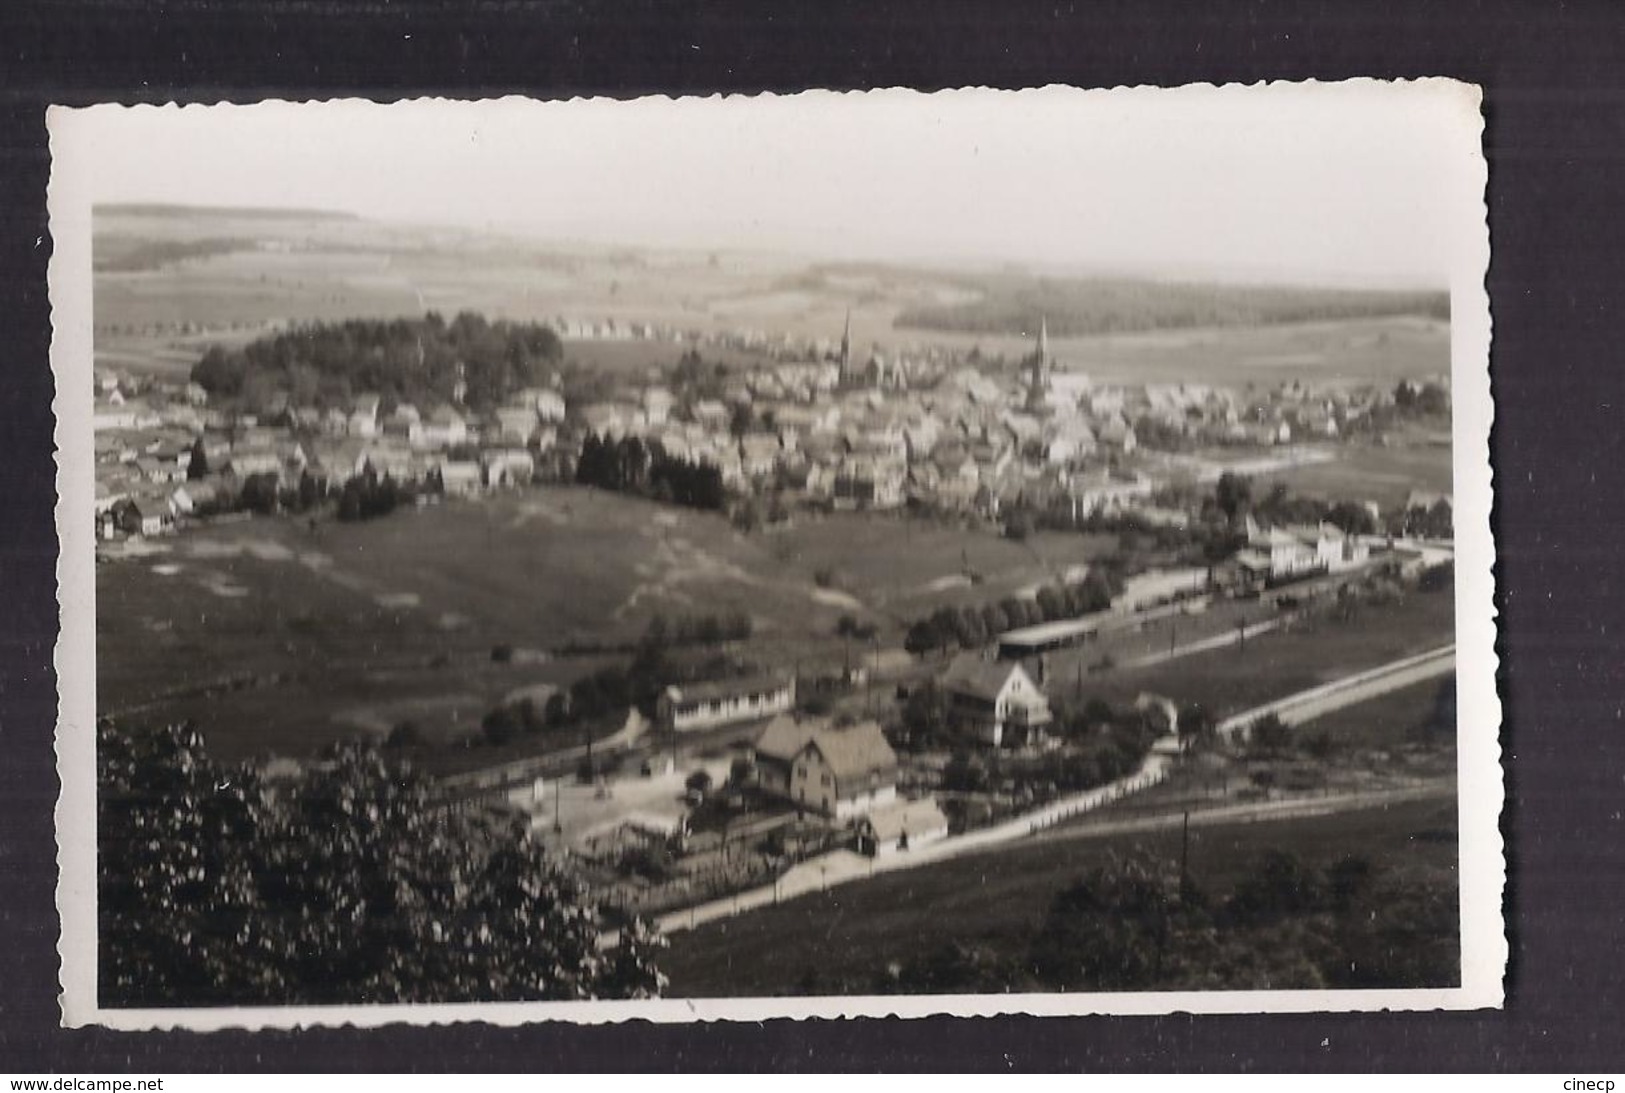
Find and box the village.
[89,307,1457,936]
[91,310,1453,544]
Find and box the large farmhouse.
[657,674,795,734]
[752,715,898,819]
[940,654,1053,747]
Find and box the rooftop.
[755,715,898,780]
[940,653,1027,701]
[666,673,792,707]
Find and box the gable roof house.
[111,496,171,538]
[348,394,381,439]
[940,653,1053,748]
[384,403,422,438]
[410,406,469,450]
[855,796,950,857]
[481,447,535,488]
[436,458,483,497]
[494,406,540,446]
[738,433,783,479]
[752,715,899,820]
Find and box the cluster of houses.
[1228,515,1374,590]
[91,367,572,541]
[93,310,1448,548]
[556,315,1438,530]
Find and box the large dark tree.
[97,720,666,1007]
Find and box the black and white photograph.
[49,82,1501,1027]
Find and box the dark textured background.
[2,0,1621,1072]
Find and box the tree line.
[903,570,1120,655]
[98,720,665,1007]
[575,432,727,512]
[478,613,753,748]
[183,463,414,524]
[191,310,563,414]
[826,846,1458,996]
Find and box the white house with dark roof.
[940,653,1053,747]
[752,715,898,820]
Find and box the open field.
[1035,586,1456,721]
[659,793,1458,997]
[1257,439,1454,510]
[97,489,1110,762]
[95,208,1451,390]
[1289,675,1454,749]
[771,516,1117,621]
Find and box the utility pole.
[1179,808,1191,901]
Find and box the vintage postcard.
[51,82,1501,1029]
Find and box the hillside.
[890,269,1450,338]
[97,202,360,222]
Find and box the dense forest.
[190,311,563,414]
[895,273,1449,337]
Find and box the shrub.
[384,721,424,750]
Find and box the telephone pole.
[1179,808,1191,902]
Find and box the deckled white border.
[51,81,1503,1030]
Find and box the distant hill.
[93,235,260,273]
[883,267,1450,337]
[96,203,360,222]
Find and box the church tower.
[1025,314,1051,412]
[839,308,854,386]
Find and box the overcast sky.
[60,82,1482,289]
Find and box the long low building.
[996,614,1107,658]
[656,673,795,734]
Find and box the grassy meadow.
[659,793,1459,997]
[1036,585,1457,721]
[96,487,1118,762]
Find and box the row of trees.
[1028,848,1458,992]
[575,433,727,512]
[99,720,665,1006]
[903,571,1119,655]
[857,847,1457,996]
[482,613,755,747]
[188,466,413,524]
[1213,472,1381,535]
[192,311,564,414]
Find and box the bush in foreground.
[98,719,665,1007]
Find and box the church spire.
[1026,314,1051,412]
[840,308,853,382]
